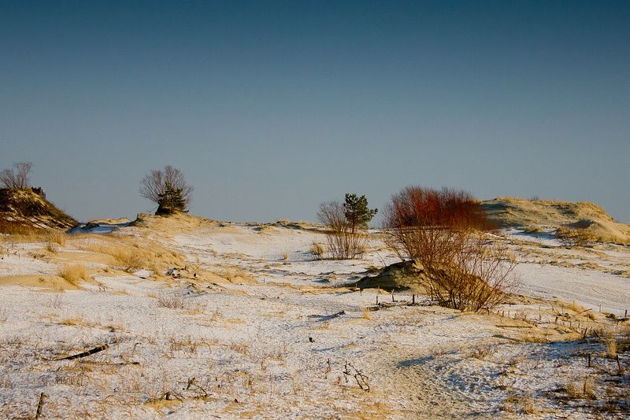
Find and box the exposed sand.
[482,197,630,244]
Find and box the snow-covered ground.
[0,221,628,418]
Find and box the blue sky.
[1,1,629,222]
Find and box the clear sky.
[1,0,629,223]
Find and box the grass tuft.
[58,264,88,286]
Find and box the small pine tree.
[343,193,378,233]
[156,183,187,215]
[140,165,192,216]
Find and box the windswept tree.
[0,162,32,190]
[343,193,378,233]
[140,165,193,215]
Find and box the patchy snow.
[0,222,628,418]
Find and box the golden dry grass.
[310,242,325,258]
[566,377,597,400]
[45,230,67,246]
[482,197,630,244]
[361,307,372,320]
[58,264,88,286]
[502,393,537,414]
[221,266,254,283]
[75,234,186,275]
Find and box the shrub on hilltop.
[139,165,193,215]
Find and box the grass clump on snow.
[59,264,88,286]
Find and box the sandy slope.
[482,197,630,244]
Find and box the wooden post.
[412,294,415,305]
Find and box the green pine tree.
[343,193,378,233]
[156,182,187,215]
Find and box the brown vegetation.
[140,165,193,215]
[383,186,515,311]
[59,264,89,286]
[0,188,77,233]
[0,162,32,190]
[318,201,367,259]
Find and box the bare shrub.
[423,235,517,311]
[140,165,193,215]
[318,201,367,259]
[384,186,515,312]
[0,162,32,190]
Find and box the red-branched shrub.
[383,186,515,312]
[386,186,491,231]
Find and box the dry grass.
[44,229,68,252]
[502,393,537,414]
[46,230,67,246]
[469,346,492,360]
[222,267,254,283]
[361,307,372,320]
[566,377,597,400]
[157,294,185,309]
[59,264,88,286]
[77,235,185,275]
[47,294,65,308]
[310,242,325,259]
[603,336,617,358]
[227,342,251,356]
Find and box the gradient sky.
[1,0,629,223]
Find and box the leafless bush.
[0,162,32,190]
[139,165,193,215]
[318,201,366,259]
[383,186,515,311]
[421,234,517,311]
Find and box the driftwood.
[309,310,345,321]
[185,377,208,397]
[343,361,370,392]
[53,344,109,361]
[34,392,46,419]
[496,325,534,329]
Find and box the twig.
[52,344,109,361]
[343,361,370,392]
[185,377,208,397]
